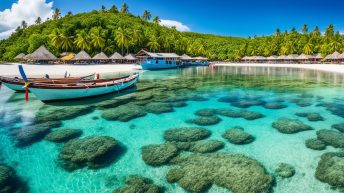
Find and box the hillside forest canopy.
[0,3,343,62]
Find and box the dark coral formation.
[295,112,324,121]
[316,129,344,148]
[231,99,265,109]
[141,144,179,167]
[319,102,344,118]
[34,105,93,123]
[272,118,312,134]
[275,163,295,178]
[58,136,122,171]
[305,139,326,150]
[187,116,221,126]
[315,152,344,189]
[194,109,216,117]
[101,104,146,122]
[222,127,255,145]
[263,102,287,110]
[289,98,313,107]
[11,121,62,147]
[188,140,225,153]
[144,102,174,114]
[332,123,344,133]
[215,108,264,120]
[0,164,28,193]
[166,153,273,193]
[114,175,163,193]
[164,128,211,142]
[45,128,82,143]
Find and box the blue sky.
[1,0,344,38]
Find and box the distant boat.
[27,73,139,102]
[137,50,183,70]
[0,74,95,92]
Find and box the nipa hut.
[24,45,57,63]
[181,54,193,61]
[124,54,138,63]
[109,52,125,63]
[72,50,92,64]
[14,53,26,60]
[325,51,340,63]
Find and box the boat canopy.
[137,49,180,58]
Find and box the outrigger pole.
[18,65,29,102]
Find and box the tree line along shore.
[0,3,343,62]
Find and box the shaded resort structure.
[241,52,344,64]
[13,45,209,65]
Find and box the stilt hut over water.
[124,54,138,63]
[92,52,110,64]
[109,52,125,63]
[72,50,92,64]
[24,45,57,64]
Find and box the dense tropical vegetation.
[0,3,343,62]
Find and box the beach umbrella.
[92,52,109,60]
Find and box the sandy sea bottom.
[0,66,344,193]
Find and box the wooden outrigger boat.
[0,74,95,92]
[27,73,139,102]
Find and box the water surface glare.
[1,66,344,193]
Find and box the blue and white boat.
[137,50,182,70]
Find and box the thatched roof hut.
[193,56,208,60]
[277,55,287,60]
[181,54,193,60]
[14,53,26,60]
[313,53,323,59]
[297,54,309,60]
[93,52,109,60]
[286,54,298,60]
[325,51,340,60]
[109,52,125,60]
[255,56,266,60]
[25,45,57,61]
[72,50,92,60]
[266,55,278,60]
[124,54,137,61]
[338,52,344,59]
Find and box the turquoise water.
[0,66,344,193]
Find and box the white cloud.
[0,0,54,40]
[160,19,191,32]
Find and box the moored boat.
[28,73,139,102]
[0,74,95,92]
[137,49,182,70]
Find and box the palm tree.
[115,27,130,55]
[302,24,308,34]
[60,32,74,51]
[100,5,106,12]
[325,24,334,39]
[49,29,62,49]
[303,42,314,55]
[90,28,105,51]
[53,8,61,20]
[142,10,151,21]
[21,20,27,29]
[153,16,160,25]
[131,28,143,47]
[35,17,42,24]
[147,35,160,52]
[74,30,90,51]
[109,5,118,13]
[121,3,129,14]
[162,36,172,52]
[66,11,73,17]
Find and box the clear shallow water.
[0,66,344,193]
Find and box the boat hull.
[140,62,180,70]
[2,82,25,91]
[29,75,139,102]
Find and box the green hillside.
[0,4,343,62]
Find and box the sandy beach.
[0,63,141,77]
[215,63,344,74]
[0,63,344,77]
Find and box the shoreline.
[0,63,140,77]
[1,63,344,77]
[215,63,344,74]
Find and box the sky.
[1,0,344,40]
